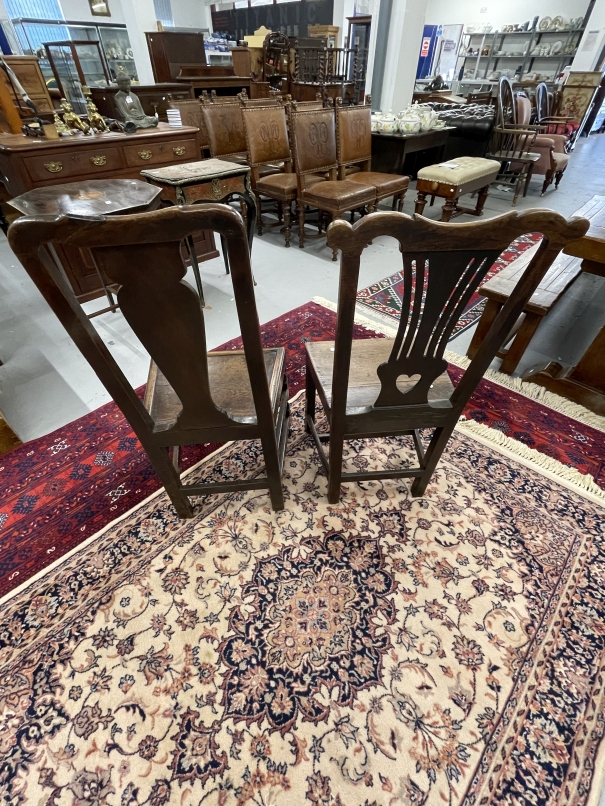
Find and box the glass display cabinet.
[45,39,109,113]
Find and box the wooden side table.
[10,179,162,318]
[142,159,257,306]
[522,195,605,415]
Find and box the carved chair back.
[241,105,292,183]
[328,210,587,412]
[168,98,209,148]
[290,106,338,187]
[202,102,247,158]
[335,99,371,169]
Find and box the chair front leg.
[541,169,554,195]
[282,201,291,248]
[255,191,263,235]
[331,213,341,260]
[555,170,565,189]
[297,201,305,249]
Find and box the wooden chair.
[289,106,376,259]
[202,100,248,162]
[242,104,325,246]
[335,98,409,212]
[8,204,290,517]
[486,78,540,205]
[305,209,588,502]
[535,81,576,151]
[168,97,209,152]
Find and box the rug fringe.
[311,298,605,433]
[444,350,605,432]
[456,417,605,504]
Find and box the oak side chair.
[335,98,410,212]
[305,209,589,503]
[241,104,326,246]
[9,205,290,518]
[289,106,376,259]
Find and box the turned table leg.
[475,185,490,216]
[441,197,458,222]
[415,191,428,216]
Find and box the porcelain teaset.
[371,105,446,134]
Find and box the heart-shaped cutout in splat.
[395,374,422,395]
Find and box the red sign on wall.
[420,37,431,57]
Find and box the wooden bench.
[466,243,583,374]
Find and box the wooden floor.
[0,413,21,455]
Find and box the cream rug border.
[313,295,605,505]
[312,295,605,433]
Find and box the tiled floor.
[1,133,604,441]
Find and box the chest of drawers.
[0,123,219,302]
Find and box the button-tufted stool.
[415,156,501,222]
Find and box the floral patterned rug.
[1,395,604,806]
[356,234,542,337]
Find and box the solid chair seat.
[145,347,286,430]
[346,171,410,196]
[256,172,324,201]
[306,339,454,415]
[302,179,376,211]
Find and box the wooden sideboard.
[0,123,218,301]
[90,83,193,122]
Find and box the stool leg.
[441,198,457,222]
[415,191,428,216]
[475,185,489,216]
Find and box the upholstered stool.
[415,156,501,222]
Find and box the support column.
[332,0,355,47]
[120,0,157,85]
[572,0,605,71]
[379,0,429,112]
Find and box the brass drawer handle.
[173,146,186,155]
[44,161,62,173]
[91,155,107,166]
[138,150,153,160]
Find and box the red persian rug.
[356,233,543,336]
[1,300,604,599]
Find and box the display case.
[11,20,138,105]
[45,39,109,113]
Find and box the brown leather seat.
[302,179,375,209]
[346,171,410,195]
[290,106,379,259]
[256,172,324,201]
[335,100,409,212]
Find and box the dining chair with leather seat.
[9,204,290,517]
[335,98,409,212]
[241,104,325,246]
[290,106,376,259]
[305,209,588,503]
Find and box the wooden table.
[371,127,454,176]
[141,158,257,301]
[9,179,163,318]
[523,195,605,414]
[0,123,218,302]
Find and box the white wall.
[60,0,126,23]
[425,0,589,30]
[572,0,605,69]
[171,0,212,30]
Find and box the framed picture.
[88,0,111,16]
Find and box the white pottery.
[398,117,421,133]
[378,112,398,133]
[370,114,381,132]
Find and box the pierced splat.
[375,249,501,407]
